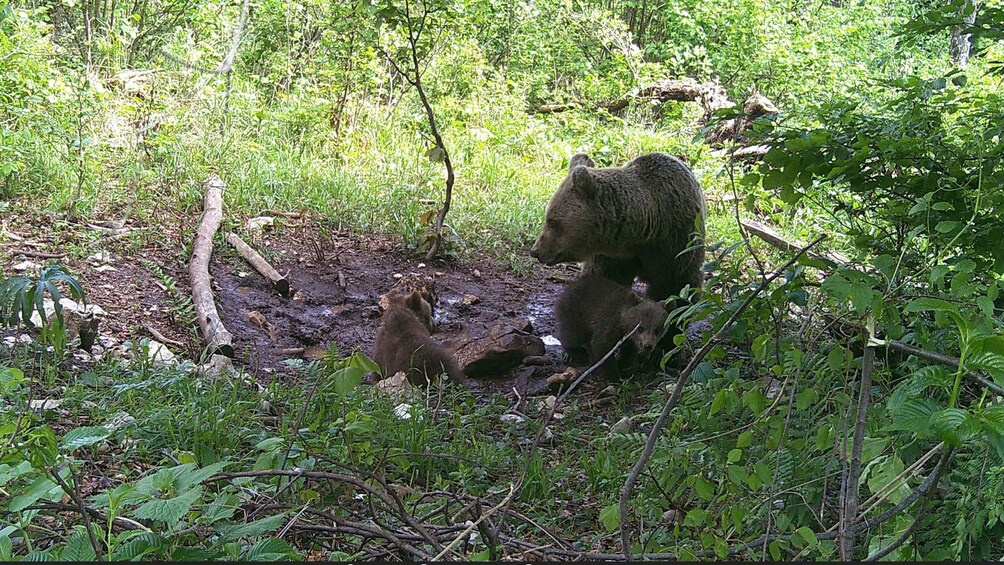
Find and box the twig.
[619,234,827,560]
[432,484,515,560]
[887,340,1004,397]
[51,465,104,561]
[839,335,874,560]
[11,249,67,259]
[143,323,185,348]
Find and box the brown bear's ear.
[569,153,595,170]
[571,166,596,197]
[406,290,425,310]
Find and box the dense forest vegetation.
[1,0,1003,560]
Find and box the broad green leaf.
[331,367,364,395]
[694,476,715,500]
[60,426,111,452]
[864,455,910,505]
[240,537,299,561]
[61,530,97,561]
[889,398,940,434]
[796,526,819,548]
[131,486,202,527]
[598,504,620,532]
[0,534,12,561]
[736,431,753,448]
[682,508,708,528]
[175,460,230,489]
[216,514,287,541]
[10,476,61,512]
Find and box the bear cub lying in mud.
[372,290,466,386]
[556,273,669,379]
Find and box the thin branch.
[839,336,874,560]
[51,465,104,561]
[619,234,828,560]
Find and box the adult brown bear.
[530,152,706,302]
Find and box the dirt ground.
[210,231,573,394]
[3,218,579,396]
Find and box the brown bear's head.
[624,297,668,360]
[530,153,604,265]
[389,289,436,333]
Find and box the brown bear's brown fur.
[555,273,669,379]
[372,290,466,386]
[531,152,706,302]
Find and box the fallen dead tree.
[189,174,234,358]
[536,78,778,148]
[225,232,291,297]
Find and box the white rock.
[609,416,632,435]
[12,260,42,272]
[30,399,63,411]
[376,372,411,398]
[196,354,234,378]
[105,411,135,431]
[86,251,113,265]
[500,413,525,424]
[393,403,413,420]
[541,335,561,347]
[246,216,275,231]
[145,340,176,365]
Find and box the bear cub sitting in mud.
[556,273,669,380]
[372,290,466,386]
[531,152,706,302]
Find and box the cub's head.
[623,297,669,359]
[530,153,604,265]
[389,290,436,333]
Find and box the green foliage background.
[1,0,1004,560]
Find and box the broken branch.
[189,174,234,358]
[225,232,291,297]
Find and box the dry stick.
[51,466,104,561]
[142,322,185,348]
[11,249,67,259]
[209,469,444,555]
[839,338,874,560]
[862,448,954,560]
[887,340,1004,397]
[225,232,290,297]
[189,175,234,357]
[432,484,516,560]
[619,234,827,560]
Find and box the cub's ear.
[569,153,595,170]
[571,166,596,197]
[406,290,425,310]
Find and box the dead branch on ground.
[189,174,234,358]
[225,232,291,297]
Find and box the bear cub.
[372,290,466,386]
[555,273,669,379]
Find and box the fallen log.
[740,219,851,266]
[225,232,290,297]
[189,175,234,358]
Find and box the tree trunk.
[949,0,977,68]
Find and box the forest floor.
[1,210,599,395]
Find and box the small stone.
[196,354,234,379]
[106,411,135,431]
[500,413,526,424]
[609,416,632,435]
[462,294,480,306]
[94,264,118,273]
[662,509,681,524]
[246,216,275,231]
[146,340,176,365]
[86,251,113,265]
[393,273,404,279]
[12,260,42,272]
[393,403,414,420]
[473,269,482,278]
[30,399,63,411]
[417,263,427,268]
[377,372,411,398]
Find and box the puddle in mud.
[214,234,571,396]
